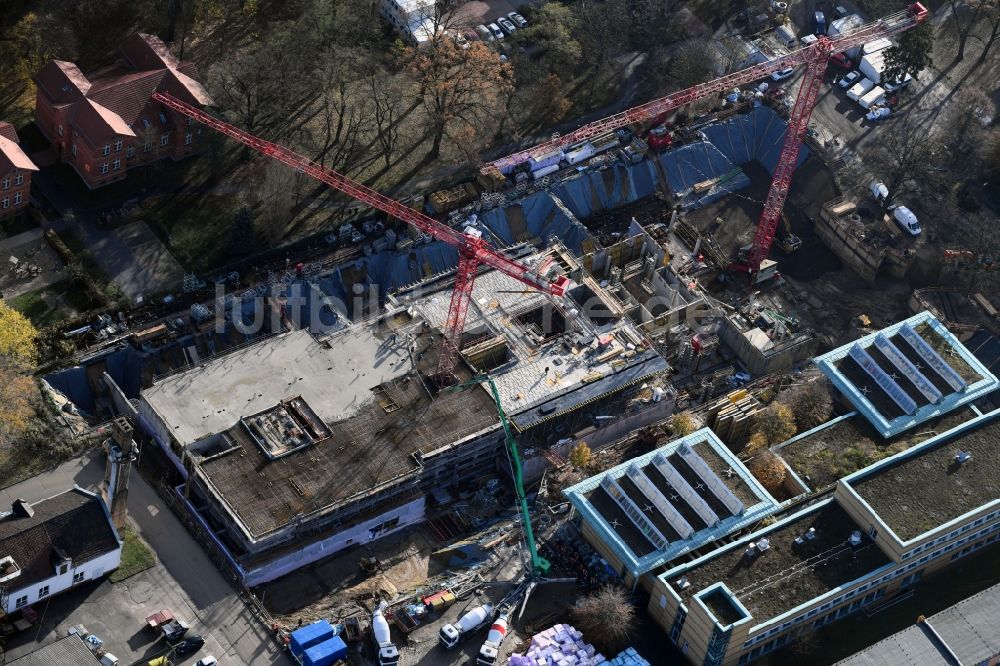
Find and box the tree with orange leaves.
[404,36,513,160]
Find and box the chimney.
[12,499,33,518]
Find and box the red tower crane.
[487,4,928,278]
[151,92,571,382]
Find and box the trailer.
[858,86,886,109]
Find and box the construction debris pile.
[508,624,604,666]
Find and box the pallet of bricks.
[705,388,763,447]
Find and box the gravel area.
[675,502,890,623]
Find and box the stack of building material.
[507,624,605,666]
[706,389,762,446]
[607,648,650,666]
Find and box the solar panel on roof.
[899,324,967,392]
[600,476,669,550]
[873,333,942,403]
[652,453,720,526]
[677,445,744,515]
[626,464,695,540]
[848,344,918,415]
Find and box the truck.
[476,614,509,666]
[814,11,827,34]
[858,86,886,110]
[847,77,875,101]
[372,602,400,666]
[439,603,493,649]
[859,51,888,84]
[776,24,797,47]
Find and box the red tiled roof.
[33,61,91,104]
[70,99,137,145]
[88,70,169,125]
[0,122,17,143]
[0,123,38,174]
[35,32,213,147]
[119,32,179,71]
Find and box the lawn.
[9,282,73,328]
[141,192,244,273]
[110,526,157,583]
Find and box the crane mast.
[151,92,570,381]
[487,4,928,276]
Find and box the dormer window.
[142,118,151,129]
[159,112,167,124]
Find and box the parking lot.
[453,0,538,42]
[0,453,288,666]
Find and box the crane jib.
[486,3,928,173]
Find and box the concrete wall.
[719,317,817,375]
[241,495,425,587]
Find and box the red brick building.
[0,122,39,220]
[33,33,214,190]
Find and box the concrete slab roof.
[837,581,1000,666]
[814,311,998,437]
[142,327,413,446]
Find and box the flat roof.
[837,581,1000,666]
[142,327,413,446]
[197,373,499,540]
[661,499,892,625]
[814,311,998,437]
[846,410,1000,541]
[777,406,978,492]
[564,428,779,577]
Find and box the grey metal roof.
[837,581,1000,666]
[7,634,102,665]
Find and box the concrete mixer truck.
[439,604,494,650]
[373,602,400,666]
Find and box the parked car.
[464,28,480,41]
[839,70,862,88]
[883,73,913,92]
[487,22,504,40]
[800,33,818,45]
[865,105,891,121]
[508,11,527,27]
[475,24,494,41]
[195,658,218,666]
[828,52,854,70]
[174,635,206,656]
[770,67,794,81]
[497,17,516,35]
[815,10,827,34]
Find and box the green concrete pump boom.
[444,374,551,576]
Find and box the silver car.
[508,12,528,27]
[497,17,517,35]
[487,22,504,40]
[839,70,861,89]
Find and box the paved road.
[0,451,290,666]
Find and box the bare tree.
[866,113,938,206]
[368,73,403,170]
[572,586,636,651]
[949,0,1000,60]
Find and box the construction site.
[28,2,1000,665]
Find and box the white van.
[892,206,921,236]
[858,86,886,109]
[846,77,875,101]
[776,24,797,47]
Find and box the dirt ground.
[258,528,445,621]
